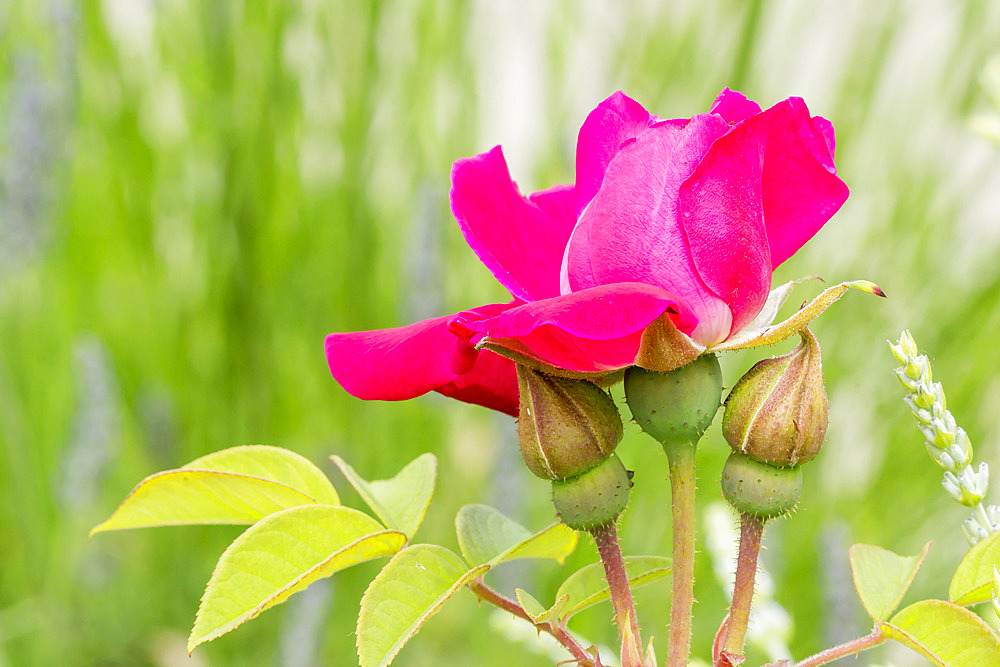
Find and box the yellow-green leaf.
[455,504,578,567]
[849,542,931,621]
[186,445,338,505]
[188,505,404,652]
[555,555,671,621]
[514,588,547,619]
[92,445,339,535]
[883,599,1000,666]
[92,471,317,535]
[950,530,1000,606]
[710,280,885,351]
[332,453,436,540]
[357,544,488,667]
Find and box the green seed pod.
[517,365,623,481]
[722,329,828,467]
[720,451,802,519]
[551,455,632,531]
[624,354,723,446]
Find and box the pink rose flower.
[325,89,849,416]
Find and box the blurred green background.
[2,1,1000,665]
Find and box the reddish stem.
[592,522,643,666]
[790,627,885,667]
[721,513,765,658]
[468,577,601,666]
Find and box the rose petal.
[678,114,771,337]
[709,88,762,124]
[462,282,689,373]
[574,91,652,215]
[325,314,518,414]
[437,348,519,416]
[450,146,576,302]
[563,115,735,345]
[755,98,849,268]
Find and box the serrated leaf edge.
[187,505,404,653]
[879,621,947,667]
[185,444,339,505]
[488,522,578,568]
[331,453,437,539]
[950,530,1000,605]
[849,541,932,622]
[357,545,489,667]
[90,468,321,537]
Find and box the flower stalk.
[592,522,644,667]
[624,355,723,666]
[720,513,766,658]
[663,440,697,667]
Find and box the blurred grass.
[1,1,1000,665]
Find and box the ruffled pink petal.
[709,88,762,124]
[754,98,849,268]
[450,147,576,302]
[678,117,772,338]
[562,115,735,345]
[460,283,685,373]
[574,91,652,216]
[325,314,518,414]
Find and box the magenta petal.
[325,316,457,401]
[325,315,518,414]
[437,349,519,416]
[678,120,772,338]
[563,115,735,345]
[450,147,576,302]
[755,98,849,268]
[709,88,763,124]
[574,91,651,215]
[463,283,683,373]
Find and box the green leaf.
[514,588,547,619]
[710,280,885,351]
[555,555,671,621]
[514,588,569,625]
[455,504,578,567]
[188,505,404,652]
[331,453,436,540]
[357,544,488,667]
[882,599,1000,666]
[185,445,338,505]
[91,450,340,536]
[950,530,1000,605]
[849,542,931,621]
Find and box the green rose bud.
[624,354,723,447]
[551,454,632,531]
[516,364,623,481]
[720,451,802,519]
[722,329,828,467]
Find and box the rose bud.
[516,364,623,481]
[624,354,723,447]
[722,329,828,467]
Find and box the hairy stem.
[791,626,885,667]
[663,440,697,667]
[592,522,642,666]
[468,577,602,666]
[722,512,765,658]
